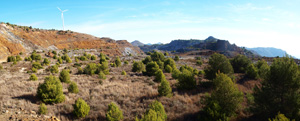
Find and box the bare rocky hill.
[0,23,143,62]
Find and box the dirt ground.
[0,52,259,121]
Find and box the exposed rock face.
[116,40,144,56]
[0,23,142,62]
[138,36,257,57]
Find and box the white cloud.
[228,3,273,12]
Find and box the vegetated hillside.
[139,36,257,57]
[247,47,288,57]
[0,22,143,62]
[131,40,144,47]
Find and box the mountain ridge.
[247,47,288,57]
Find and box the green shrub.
[136,100,167,121]
[165,65,172,73]
[68,81,79,93]
[65,55,72,63]
[77,67,83,74]
[174,55,179,61]
[201,73,243,121]
[91,55,96,60]
[269,112,293,121]
[115,56,121,67]
[31,52,41,61]
[121,70,127,75]
[246,64,259,79]
[84,63,97,75]
[111,63,116,67]
[99,53,108,64]
[98,71,106,79]
[63,48,68,53]
[97,62,109,75]
[196,56,202,60]
[171,68,181,79]
[75,57,79,62]
[25,57,32,61]
[230,54,251,73]
[205,53,234,80]
[158,79,172,97]
[164,52,169,56]
[196,60,203,66]
[144,61,160,76]
[148,100,167,120]
[29,74,38,81]
[142,56,152,64]
[150,51,165,62]
[164,58,176,70]
[154,69,165,82]
[43,58,50,66]
[86,54,91,59]
[73,98,90,118]
[106,102,124,121]
[156,60,164,70]
[37,75,65,104]
[16,55,22,61]
[32,67,37,73]
[7,56,16,62]
[124,60,128,65]
[32,62,43,69]
[80,56,87,61]
[132,61,145,72]
[38,103,47,115]
[50,65,59,73]
[57,57,63,64]
[180,65,194,72]
[253,56,300,119]
[255,60,270,80]
[59,69,71,83]
[177,69,196,90]
[52,50,57,55]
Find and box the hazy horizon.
[1,0,299,57]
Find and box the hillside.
[0,23,143,62]
[139,36,256,57]
[247,47,288,57]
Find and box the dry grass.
[0,52,257,121]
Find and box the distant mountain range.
[131,36,292,58]
[133,36,256,57]
[247,47,288,57]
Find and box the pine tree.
[68,81,79,93]
[158,79,172,97]
[73,98,90,118]
[144,61,160,76]
[154,69,165,82]
[253,56,300,119]
[132,61,145,72]
[106,102,124,121]
[230,54,251,73]
[205,53,234,80]
[177,69,196,90]
[115,56,121,67]
[201,73,243,120]
[37,75,65,104]
[59,69,71,83]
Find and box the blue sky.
[1,0,300,57]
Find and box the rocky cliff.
[0,23,142,62]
